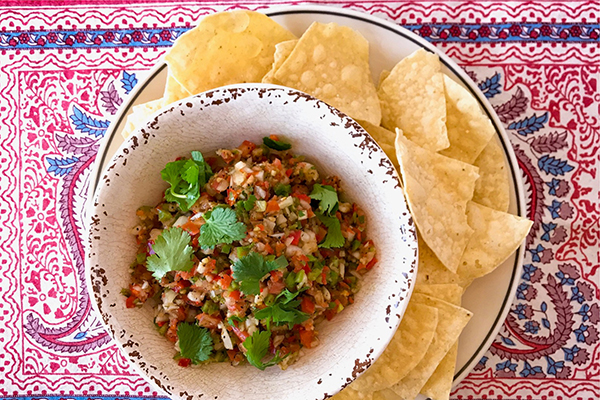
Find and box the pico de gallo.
[123,136,377,370]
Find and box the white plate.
[87,5,527,394]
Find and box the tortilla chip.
[262,39,298,85]
[421,342,458,400]
[378,70,390,87]
[415,237,467,288]
[439,75,495,164]
[395,131,479,273]
[387,293,472,400]
[121,98,165,138]
[333,387,373,400]
[473,138,511,212]
[357,120,398,167]
[378,49,449,152]
[415,283,463,305]
[165,10,296,95]
[350,302,438,393]
[163,73,192,105]
[273,22,381,125]
[457,201,533,287]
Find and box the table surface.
[0,1,598,400]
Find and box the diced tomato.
[366,257,378,270]
[228,290,241,301]
[266,199,280,213]
[181,220,200,235]
[191,236,199,247]
[299,328,314,349]
[166,320,178,342]
[285,168,293,177]
[125,295,137,309]
[269,134,280,141]
[264,243,274,255]
[272,158,282,169]
[255,224,265,231]
[238,140,257,157]
[267,279,285,295]
[315,226,328,243]
[321,272,327,285]
[275,242,286,256]
[177,265,197,281]
[219,149,236,164]
[227,350,238,362]
[178,358,191,367]
[196,313,221,329]
[324,310,336,321]
[289,230,302,246]
[219,274,233,290]
[292,192,311,203]
[173,280,191,293]
[203,258,216,275]
[226,188,240,206]
[231,325,250,342]
[270,270,283,282]
[300,296,315,314]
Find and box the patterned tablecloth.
[0,1,598,399]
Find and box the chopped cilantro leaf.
[177,322,213,364]
[232,252,281,295]
[198,206,247,249]
[274,184,292,197]
[239,194,257,211]
[263,136,292,151]
[254,289,309,327]
[146,227,195,280]
[310,184,339,215]
[317,213,345,249]
[161,151,213,212]
[243,330,284,370]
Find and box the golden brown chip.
[378,49,449,152]
[121,98,165,138]
[386,293,472,400]
[357,120,398,167]
[395,131,479,273]
[472,138,511,212]
[350,302,438,393]
[415,237,467,288]
[333,387,373,400]
[457,201,533,287]
[415,282,463,305]
[421,342,458,400]
[163,73,192,105]
[165,10,296,95]
[262,39,298,85]
[274,22,381,125]
[439,75,495,164]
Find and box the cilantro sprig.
[263,136,292,151]
[317,212,345,249]
[198,206,247,249]
[243,330,285,370]
[232,252,287,295]
[310,184,339,215]
[146,227,195,280]
[177,322,214,364]
[162,151,213,212]
[254,289,310,328]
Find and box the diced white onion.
[219,322,234,350]
[173,215,189,228]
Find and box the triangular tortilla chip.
[165,10,296,95]
[333,388,373,400]
[421,342,458,400]
[415,283,463,305]
[378,49,449,152]
[472,138,511,212]
[350,302,438,393]
[457,201,533,287]
[274,22,381,125]
[439,75,495,164]
[163,73,192,105]
[262,39,298,85]
[357,120,398,168]
[415,237,467,288]
[387,293,472,400]
[121,98,165,139]
[395,131,479,273]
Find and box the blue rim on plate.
[87,4,528,388]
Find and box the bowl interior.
[87,84,417,400]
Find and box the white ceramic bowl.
[86,84,417,400]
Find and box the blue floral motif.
[574,324,588,342]
[121,71,138,94]
[520,361,543,377]
[541,222,557,241]
[69,106,109,137]
[538,154,575,176]
[548,200,562,219]
[478,72,501,98]
[516,282,530,300]
[508,112,548,135]
[571,286,585,304]
[555,270,575,285]
[524,321,539,334]
[546,178,562,195]
[545,356,564,375]
[501,336,516,346]
[522,264,537,281]
[74,332,87,339]
[541,301,547,312]
[563,345,580,361]
[577,304,591,321]
[513,303,529,320]
[496,360,517,372]
[528,244,545,262]
[46,156,79,176]
[542,318,551,329]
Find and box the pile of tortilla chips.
[121,11,533,400]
